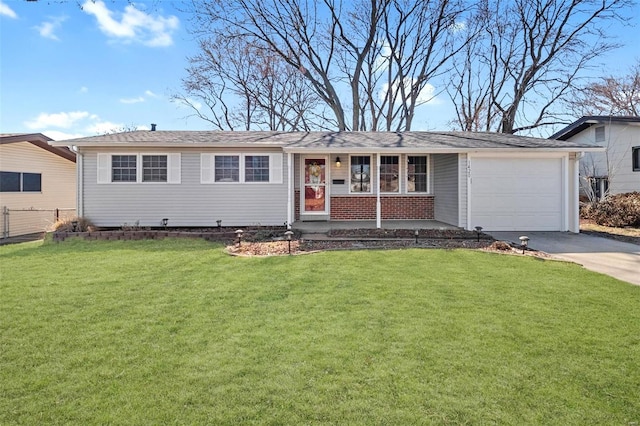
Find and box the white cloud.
[379,80,440,107]
[120,96,145,104]
[0,1,17,19]
[25,111,90,129]
[25,110,136,137]
[450,21,466,33]
[85,120,124,134]
[144,90,159,98]
[35,16,67,41]
[42,130,86,141]
[79,86,89,94]
[81,0,179,47]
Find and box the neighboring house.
[550,116,640,200]
[1,133,76,238]
[50,130,603,233]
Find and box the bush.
[580,192,640,227]
[52,216,96,232]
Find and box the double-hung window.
[142,155,168,182]
[350,155,371,193]
[202,153,282,184]
[0,171,42,192]
[214,155,240,182]
[407,156,428,193]
[244,155,270,182]
[380,156,399,193]
[112,155,137,182]
[98,153,180,184]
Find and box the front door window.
[303,158,327,212]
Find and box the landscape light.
[475,226,483,242]
[284,230,294,254]
[235,229,244,247]
[519,236,530,254]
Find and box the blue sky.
[0,0,638,140]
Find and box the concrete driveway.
[488,231,640,286]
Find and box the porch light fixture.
[475,226,483,242]
[235,229,244,247]
[414,229,419,244]
[335,156,341,168]
[519,236,530,254]
[71,220,78,232]
[284,230,294,254]
[161,218,169,228]
[216,219,222,231]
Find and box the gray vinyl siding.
[432,154,459,226]
[82,148,288,227]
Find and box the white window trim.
[97,153,181,184]
[201,153,283,184]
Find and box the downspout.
[562,155,569,231]
[376,152,381,228]
[74,147,83,218]
[287,152,293,227]
[571,152,585,233]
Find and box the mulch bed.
[226,238,550,258]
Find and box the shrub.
[52,216,96,232]
[580,192,640,227]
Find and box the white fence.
[1,207,76,239]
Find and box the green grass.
[1,239,639,425]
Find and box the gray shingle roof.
[50,130,601,152]
[550,116,640,140]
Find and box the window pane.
[112,155,137,182]
[0,171,21,192]
[380,156,399,192]
[350,156,371,192]
[22,173,42,192]
[142,155,168,182]
[245,155,270,182]
[215,155,239,182]
[633,147,640,171]
[408,156,427,192]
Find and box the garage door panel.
[470,157,563,231]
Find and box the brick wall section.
[330,196,434,220]
[294,190,300,220]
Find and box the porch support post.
[287,152,293,227]
[376,152,381,228]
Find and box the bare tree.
[566,60,640,116]
[172,34,325,131]
[183,0,468,131]
[447,0,633,134]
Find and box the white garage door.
[470,157,563,231]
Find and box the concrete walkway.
[489,231,640,286]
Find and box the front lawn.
[1,239,639,424]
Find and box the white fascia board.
[283,147,606,154]
[49,141,287,149]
